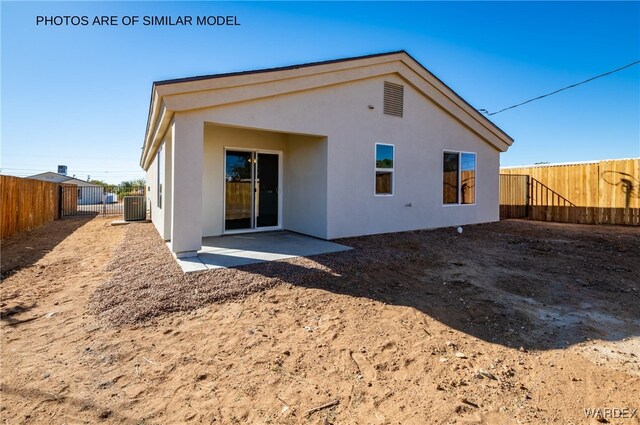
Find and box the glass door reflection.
[225,151,254,231]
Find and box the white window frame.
[222,147,284,234]
[374,143,395,196]
[442,150,477,206]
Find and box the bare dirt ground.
[1,217,639,424]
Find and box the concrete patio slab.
[175,231,351,272]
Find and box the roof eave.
[140,50,514,167]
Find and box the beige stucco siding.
[146,130,173,241]
[141,53,514,257]
[202,125,288,237]
[201,125,328,238]
[283,135,328,239]
[170,115,202,255]
[146,147,163,237]
[180,75,498,240]
[325,75,500,238]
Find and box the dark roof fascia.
[141,50,407,167]
[153,50,408,86]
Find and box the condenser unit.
[123,196,147,221]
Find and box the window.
[375,143,394,195]
[77,188,82,200]
[443,151,476,205]
[157,144,163,209]
[460,153,476,204]
[443,152,459,204]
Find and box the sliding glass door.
[224,150,280,232]
[225,150,253,230]
[256,153,279,228]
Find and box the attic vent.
[383,81,404,117]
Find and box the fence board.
[61,184,78,216]
[500,159,639,225]
[1,176,61,239]
[225,182,257,220]
[499,174,529,219]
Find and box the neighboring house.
[140,51,514,258]
[28,172,104,205]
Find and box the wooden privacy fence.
[1,176,148,239]
[500,158,640,226]
[1,175,61,239]
[225,181,260,220]
[499,174,529,219]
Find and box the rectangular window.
[460,153,476,204]
[375,143,394,195]
[443,151,476,205]
[443,152,459,204]
[157,144,163,209]
[77,187,82,200]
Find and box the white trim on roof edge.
[141,51,514,170]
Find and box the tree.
[124,178,146,186]
[88,179,110,187]
[115,178,146,198]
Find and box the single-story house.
[140,50,513,258]
[28,171,104,205]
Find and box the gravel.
[89,222,428,326]
[91,218,640,327]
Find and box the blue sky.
[2,1,639,184]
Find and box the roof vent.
[383,81,404,117]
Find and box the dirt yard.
[1,217,639,424]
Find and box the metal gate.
[60,184,146,217]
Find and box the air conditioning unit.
[123,196,147,221]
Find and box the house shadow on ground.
[231,220,640,351]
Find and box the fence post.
[58,185,63,218]
[525,175,531,219]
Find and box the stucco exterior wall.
[146,129,173,240]
[325,75,500,238]
[201,125,328,238]
[170,115,202,255]
[146,152,162,236]
[202,125,288,237]
[202,124,327,238]
[177,74,499,240]
[283,134,328,239]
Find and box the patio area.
[174,231,352,272]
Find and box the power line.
[3,153,135,160]
[0,167,142,173]
[479,60,640,116]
